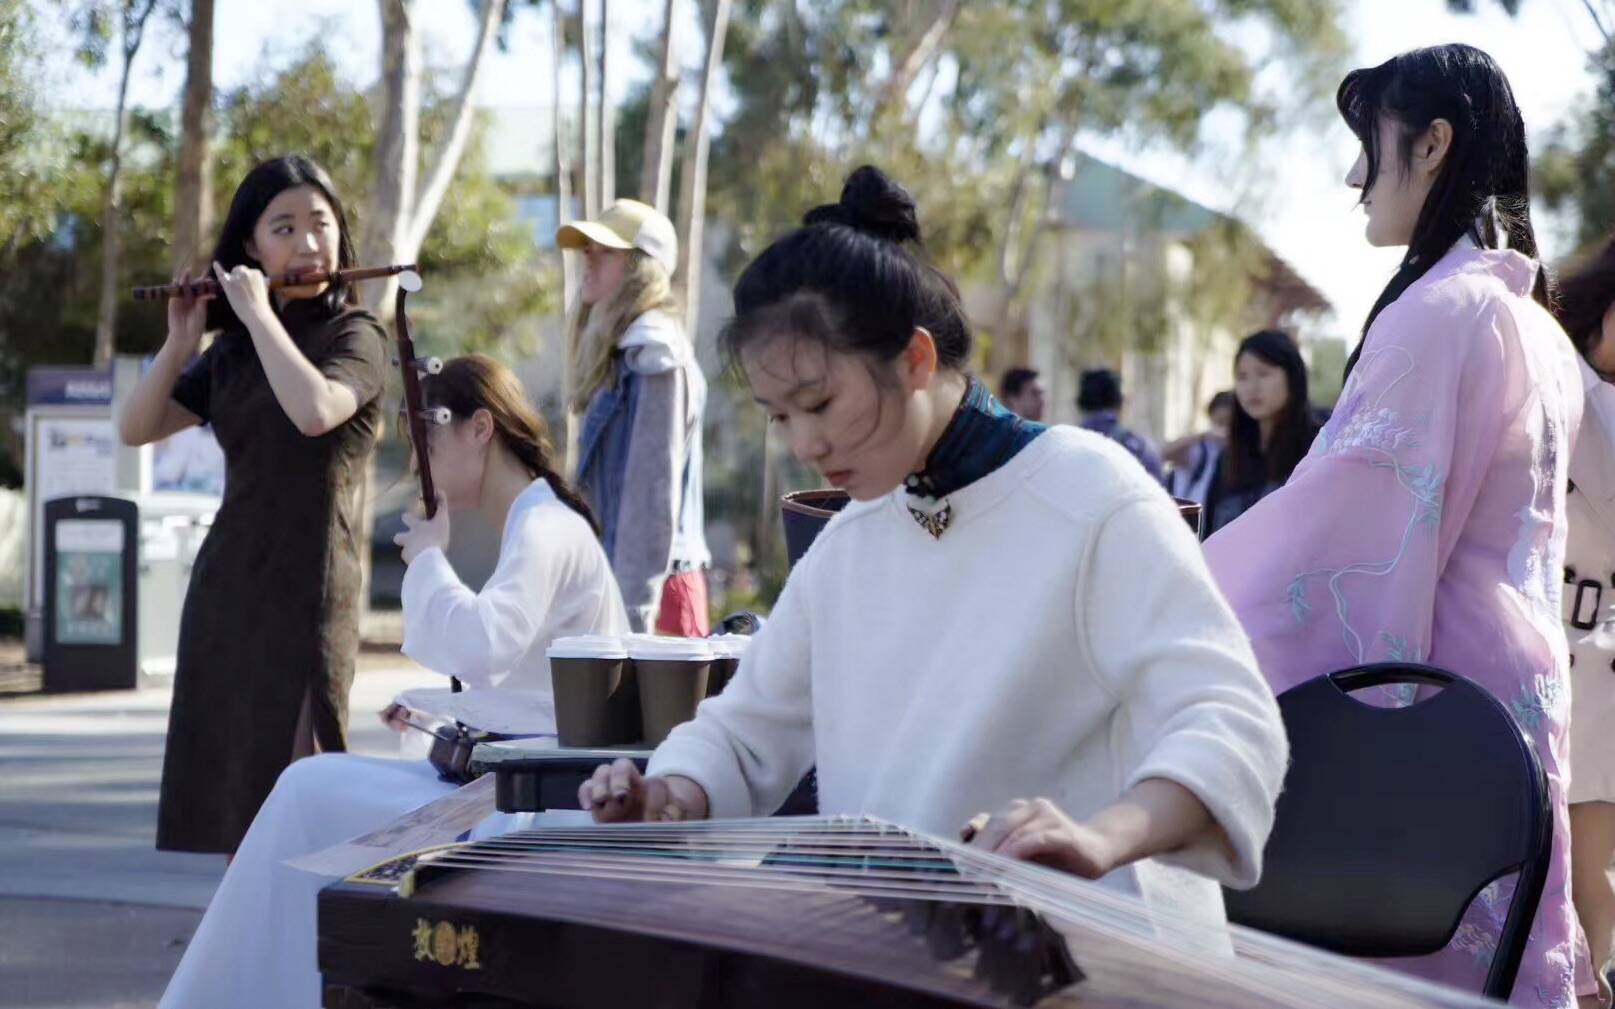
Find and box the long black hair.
[1555,234,1615,363]
[1223,329,1319,492]
[721,166,972,377]
[1339,44,1551,381]
[206,155,358,333]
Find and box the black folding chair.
[1224,662,1552,1001]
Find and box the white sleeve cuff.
[647,729,758,820]
[1125,731,1281,890]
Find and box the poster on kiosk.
[22,367,118,663]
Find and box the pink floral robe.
[1205,245,1590,1007]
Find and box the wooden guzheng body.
[318,816,1498,1009]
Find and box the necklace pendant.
[908,500,953,539]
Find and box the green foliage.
[1446,0,1613,247]
[212,43,373,208]
[1535,39,1615,249]
[0,1,58,254]
[59,0,172,72]
[707,0,1346,291]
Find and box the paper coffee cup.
[547,635,634,748]
[705,634,753,698]
[628,635,715,745]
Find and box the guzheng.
[318,816,1497,1009]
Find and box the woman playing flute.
[119,154,389,858]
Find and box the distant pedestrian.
[1076,368,1162,479]
[998,366,1046,421]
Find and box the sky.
[31,0,1608,342]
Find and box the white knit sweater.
[649,426,1287,909]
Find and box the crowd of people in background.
[995,323,1324,537]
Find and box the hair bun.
[802,165,922,245]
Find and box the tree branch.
[359,0,420,318]
[579,0,598,220]
[404,0,507,258]
[674,0,732,333]
[639,0,679,211]
[597,0,614,206]
[995,133,1041,289]
[92,0,159,367]
[1581,0,1612,42]
[1008,121,1077,305]
[868,0,960,129]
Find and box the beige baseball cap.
[555,199,679,276]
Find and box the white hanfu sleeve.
[647,558,815,818]
[399,512,561,688]
[1081,493,1289,889]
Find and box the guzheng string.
[398,816,1497,1009]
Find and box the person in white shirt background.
[1556,236,1615,990]
[158,354,628,1009]
[583,165,1288,919]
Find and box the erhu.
[390,268,449,519]
[389,269,464,697]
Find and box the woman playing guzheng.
[1202,45,1589,1007]
[585,166,1289,920]
[158,355,628,1009]
[119,155,388,857]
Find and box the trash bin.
[41,495,139,693]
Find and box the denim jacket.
[575,310,710,631]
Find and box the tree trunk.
[578,0,598,220]
[673,0,731,336]
[985,121,1077,375]
[554,0,580,474]
[172,0,215,277]
[356,0,422,620]
[92,0,159,368]
[93,98,128,368]
[360,0,421,322]
[552,3,575,314]
[597,0,614,207]
[404,0,507,258]
[639,0,679,212]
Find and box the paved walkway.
[0,659,440,1009]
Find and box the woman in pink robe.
[1205,44,1590,1008]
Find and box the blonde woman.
[558,199,711,636]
